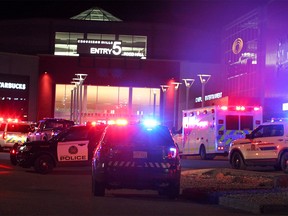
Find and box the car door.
[246,124,284,160]
[57,127,89,162]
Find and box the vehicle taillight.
[167,147,177,159]
[11,149,16,154]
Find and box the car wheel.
[34,155,54,174]
[10,143,19,165]
[92,180,105,196]
[280,152,288,173]
[231,152,246,170]
[163,181,180,199]
[92,174,105,196]
[199,145,207,160]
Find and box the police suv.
[92,120,181,199]
[10,124,105,174]
[229,119,288,173]
[0,120,32,151]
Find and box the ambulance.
[175,105,262,159]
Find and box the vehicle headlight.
[19,145,32,152]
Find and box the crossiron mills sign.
[77,39,144,58]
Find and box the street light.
[71,74,87,124]
[182,78,195,110]
[152,89,158,118]
[197,74,211,107]
[70,81,78,122]
[172,82,182,129]
[160,85,169,125]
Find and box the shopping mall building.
[0,1,288,129]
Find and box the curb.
[182,188,288,214]
[219,194,288,214]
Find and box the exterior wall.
[0,52,39,121]
[38,55,181,128]
[223,9,264,100]
[0,19,219,63]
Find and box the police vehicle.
[10,124,105,174]
[92,120,181,199]
[0,120,32,151]
[229,119,288,173]
[26,118,74,142]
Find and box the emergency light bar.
[142,119,160,128]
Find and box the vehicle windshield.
[251,124,284,138]
[0,123,6,131]
[104,125,173,147]
[7,124,30,133]
[48,128,70,142]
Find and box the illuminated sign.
[195,92,223,103]
[232,38,243,54]
[283,103,288,111]
[77,39,144,58]
[0,82,26,90]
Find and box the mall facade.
[0,1,288,129]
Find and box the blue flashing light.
[143,119,159,128]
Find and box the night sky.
[0,0,270,31]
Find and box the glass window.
[55,84,159,123]
[0,123,6,131]
[253,124,284,138]
[55,32,84,56]
[105,125,173,146]
[7,123,30,133]
[61,127,88,142]
[226,115,239,130]
[55,32,146,58]
[87,33,115,40]
[119,35,147,59]
[132,88,160,119]
[55,84,74,120]
[240,116,253,130]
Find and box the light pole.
[70,82,78,122]
[152,89,157,118]
[182,78,195,110]
[71,74,87,124]
[197,74,211,107]
[160,85,169,125]
[172,82,181,129]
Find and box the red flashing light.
[108,119,128,126]
[116,119,128,125]
[236,106,245,111]
[167,147,177,159]
[91,121,97,126]
[221,106,228,111]
[254,107,261,111]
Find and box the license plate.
[133,151,147,159]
